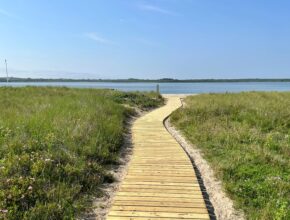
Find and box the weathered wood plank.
[116,192,203,199]
[121,181,198,186]
[112,200,206,208]
[118,188,203,194]
[108,211,209,219]
[120,184,200,190]
[110,206,208,213]
[113,196,205,203]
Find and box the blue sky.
[0,0,290,79]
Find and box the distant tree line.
[1,77,290,83]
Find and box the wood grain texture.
[107,96,209,220]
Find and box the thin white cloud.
[0,8,17,18]
[138,4,178,15]
[84,32,116,45]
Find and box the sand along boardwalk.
[107,96,209,220]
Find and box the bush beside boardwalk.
[171,92,290,220]
[0,87,163,219]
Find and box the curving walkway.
[107,96,209,220]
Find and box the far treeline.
[1,77,290,83]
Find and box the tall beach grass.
[0,87,163,219]
[171,92,290,220]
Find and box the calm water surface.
[1,82,290,94]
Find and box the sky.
[0,0,290,79]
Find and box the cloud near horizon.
[138,4,178,15]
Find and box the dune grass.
[0,87,163,219]
[171,92,290,220]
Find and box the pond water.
[1,82,290,94]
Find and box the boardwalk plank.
[108,211,209,219]
[111,206,208,213]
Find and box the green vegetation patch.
[0,87,163,219]
[171,92,290,220]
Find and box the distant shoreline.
[1,77,290,83]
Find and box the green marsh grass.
[0,87,163,219]
[171,92,290,220]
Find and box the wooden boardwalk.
[107,96,209,220]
